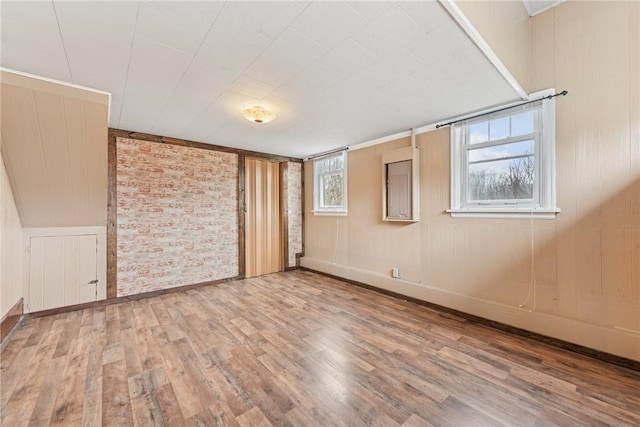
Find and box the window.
[449,90,559,219]
[313,151,347,215]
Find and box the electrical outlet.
[392,267,399,278]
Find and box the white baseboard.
[300,257,640,362]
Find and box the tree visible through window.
[449,90,559,218]
[465,109,537,203]
[313,151,347,214]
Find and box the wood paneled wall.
[454,0,531,94]
[0,151,23,320]
[530,0,640,330]
[302,1,640,361]
[0,70,108,227]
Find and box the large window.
[313,151,347,215]
[449,90,559,219]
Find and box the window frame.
[312,151,348,215]
[449,89,560,219]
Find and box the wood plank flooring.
[1,270,639,426]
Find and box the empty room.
[1,0,639,425]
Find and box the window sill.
[446,207,560,220]
[383,218,419,223]
[312,210,348,216]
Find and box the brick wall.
[116,137,238,296]
[287,162,303,267]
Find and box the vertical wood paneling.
[0,150,24,320]
[238,154,246,278]
[633,230,640,302]
[78,235,98,304]
[0,85,49,226]
[245,159,256,277]
[245,158,281,278]
[576,228,602,297]
[43,236,65,310]
[34,91,75,224]
[28,237,45,312]
[83,101,108,225]
[0,71,109,228]
[64,236,80,306]
[280,162,289,270]
[28,234,98,312]
[601,228,633,298]
[64,98,91,224]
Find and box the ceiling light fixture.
[242,105,276,124]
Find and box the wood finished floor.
[1,271,639,426]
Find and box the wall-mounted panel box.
[382,140,420,222]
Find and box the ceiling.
[522,0,564,16]
[1,1,523,158]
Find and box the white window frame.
[448,89,560,219]
[313,151,348,215]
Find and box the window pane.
[489,116,509,140]
[468,140,534,163]
[316,154,344,174]
[468,156,534,201]
[321,173,344,207]
[468,121,488,144]
[511,111,534,136]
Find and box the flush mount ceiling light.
[242,105,276,124]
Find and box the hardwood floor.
[1,270,639,426]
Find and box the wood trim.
[106,133,117,298]
[298,162,305,265]
[108,128,303,163]
[238,154,246,279]
[280,161,289,270]
[0,298,23,343]
[301,267,640,372]
[24,276,241,319]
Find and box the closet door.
[28,234,98,311]
[245,158,281,277]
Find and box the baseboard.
[1,298,24,344]
[300,257,640,369]
[24,275,241,319]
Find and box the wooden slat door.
[28,234,98,311]
[245,158,282,278]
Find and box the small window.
[313,151,347,215]
[449,90,559,219]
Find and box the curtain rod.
[435,90,568,129]
[306,147,349,161]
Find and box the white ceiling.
[522,0,563,16]
[1,1,522,158]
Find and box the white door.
[29,234,98,311]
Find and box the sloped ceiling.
[0,70,108,227]
[1,1,521,158]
